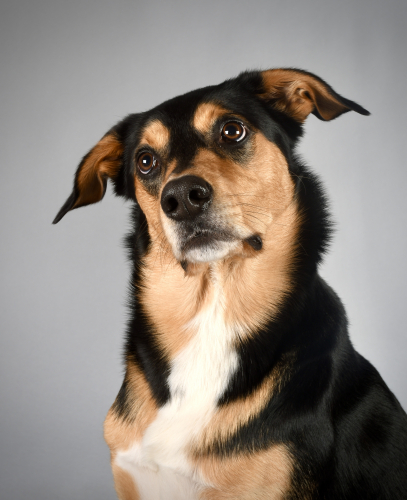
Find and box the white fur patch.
[185,239,240,263]
[115,277,240,498]
[113,461,202,500]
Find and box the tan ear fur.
[260,69,368,122]
[53,132,123,223]
[74,133,123,208]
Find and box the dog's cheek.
[159,216,183,261]
[134,178,163,241]
[207,137,289,237]
[248,136,294,219]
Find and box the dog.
[54,68,407,499]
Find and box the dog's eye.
[137,152,158,174]
[221,122,246,142]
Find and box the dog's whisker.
[224,202,272,216]
[230,212,268,229]
[225,193,265,199]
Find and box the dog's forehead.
[129,80,295,177]
[139,102,226,151]
[138,83,261,151]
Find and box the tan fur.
[105,112,300,499]
[192,354,294,452]
[135,153,212,359]
[133,180,163,240]
[132,149,208,358]
[139,245,213,358]
[260,69,349,122]
[104,362,158,453]
[195,136,298,331]
[75,133,123,208]
[193,103,228,134]
[111,462,140,500]
[160,134,296,333]
[139,120,170,152]
[135,131,298,359]
[136,162,212,359]
[197,445,293,499]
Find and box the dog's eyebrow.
[139,120,170,151]
[193,102,228,135]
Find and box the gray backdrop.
[1,0,406,498]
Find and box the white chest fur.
[115,288,239,499]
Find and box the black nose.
[161,175,213,221]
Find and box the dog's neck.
[138,199,300,360]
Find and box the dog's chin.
[162,222,259,265]
[182,239,240,264]
[164,225,264,266]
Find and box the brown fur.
[111,462,141,500]
[75,133,123,208]
[53,68,375,500]
[260,69,349,122]
[104,362,158,498]
[137,132,298,358]
[188,136,298,331]
[139,120,170,152]
[192,353,295,453]
[104,362,158,453]
[193,103,228,135]
[139,252,211,358]
[197,445,293,500]
[101,111,300,498]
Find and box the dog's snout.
[161,175,213,221]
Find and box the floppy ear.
[259,68,370,122]
[53,131,124,224]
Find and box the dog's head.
[54,69,369,268]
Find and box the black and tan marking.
[54,68,407,500]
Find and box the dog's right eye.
[221,121,246,143]
[137,152,158,174]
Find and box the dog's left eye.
[137,152,158,174]
[221,122,246,142]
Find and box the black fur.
[55,68,407,498]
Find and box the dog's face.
[132,99,295,266]
[54,69,368,269]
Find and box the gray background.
[1,0,406,498]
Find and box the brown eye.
[221,122,246,142]
[137,152,157,174]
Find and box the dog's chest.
[115,293,239,496]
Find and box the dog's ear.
[53,131,124,224]
[259,68,370,122]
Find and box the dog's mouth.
[170,223,263,265]
[181,228,233,253]
[174,225,237,263]
[161,210,263,264]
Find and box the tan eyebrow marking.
[139,120,170,151]
[193,102,228,134]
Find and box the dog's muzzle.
[160,175,259,263]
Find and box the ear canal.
[53,132,124,224]
[259,69,370,122]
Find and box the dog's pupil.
[224,123,241,139]
[139,153,154,172]
[142,155,151,167]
